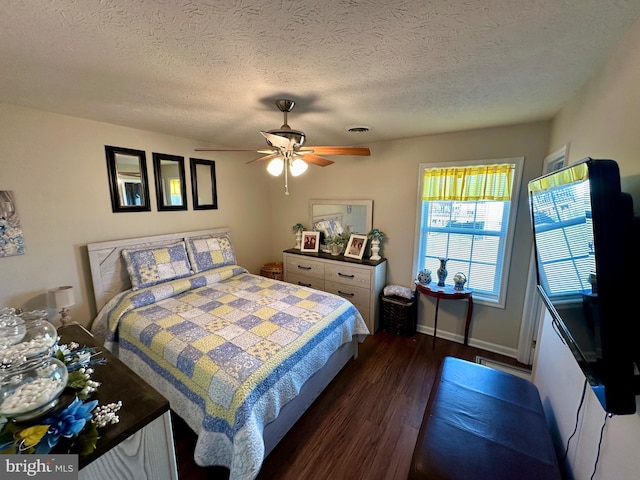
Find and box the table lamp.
[52,286,75,326]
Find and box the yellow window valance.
[528,163,588,194]
[422,164,515,201]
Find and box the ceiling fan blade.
[300,146,370,156]
[194,148,258,152]
[303,154,334,167]
[246,154,277,165]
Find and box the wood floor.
[171,331,530,480]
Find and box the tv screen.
[528,158,638,415]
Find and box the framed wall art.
[0,190,24,257]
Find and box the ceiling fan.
[195,99,370,194]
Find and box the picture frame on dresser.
[344,234,367,259]
[301,231,320,252]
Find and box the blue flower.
[36,398,98,453]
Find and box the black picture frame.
[152,153,187,211]
[105,145,151,213]
[190,158,218,210]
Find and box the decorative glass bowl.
[1,314,58,363]
[0,309,27,348]
[0,356,69,421]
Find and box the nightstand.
[57,324,178,480]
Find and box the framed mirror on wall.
[152,153,187,211]
[105,145,151,213]
[309,199,373,235]
[190,158,218,210]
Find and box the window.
[414,157,524,307]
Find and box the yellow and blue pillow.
[122,242,192,290]
[186,234,236,273]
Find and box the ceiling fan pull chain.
[284,157,290,195]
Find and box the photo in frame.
[300,231,320,252]
[0,190,24,257]
[344,234,367,260]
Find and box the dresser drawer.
[325,263,371,289]
[283,249,387,334]
[287,272,325,290]
[285,256,325,279]
[325,280,370,318]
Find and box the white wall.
[533,18,640,480]
[0,102,551,354]
[268,121,551,356]
[0,103,272,327]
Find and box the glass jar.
[21,312,59,358]
[0,355,69,421]
[1,312,58,362]
[0,310,27,348]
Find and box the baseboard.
[415,324,519,360]
[476,356,532,380]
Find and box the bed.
[87,228,369,480]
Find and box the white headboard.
[87,228,231,312]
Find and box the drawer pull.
[338,272,355,278]
[297,265,312,270]
[298,281,312,287]
[338,290,355,297]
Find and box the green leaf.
[75,424,100,456]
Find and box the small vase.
[370,239,381,261]
[417,269,432,285]
[295,231,302,249]
[330,244,342,256]
[437,258,448,286]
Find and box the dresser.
[57,325,178,480]
[283,249,387,333]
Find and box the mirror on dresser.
[309,199,373,238]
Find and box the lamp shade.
[266,157,284,176]
[289,158,308,177]
[52,286,75,309]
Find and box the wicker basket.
[260,262,284,280]
[380,292,417,336]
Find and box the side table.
[57,324,178,480]
[415,282,473,349]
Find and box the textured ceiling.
[2,1,640,150]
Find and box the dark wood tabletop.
[57,324,170,469]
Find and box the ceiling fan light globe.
[289,158,308,176]
[266,157,284,176]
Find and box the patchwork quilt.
[94,265,369,480]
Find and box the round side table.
[415,282,473,349]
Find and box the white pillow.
[383,285,414,300]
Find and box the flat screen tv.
[528,157,639,415]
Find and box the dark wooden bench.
[408,356,561,480]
